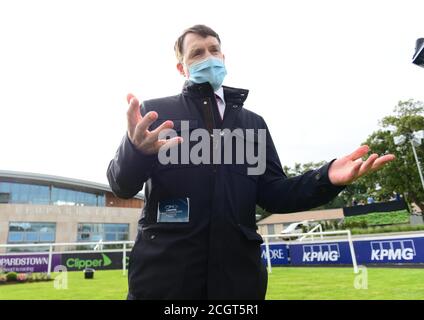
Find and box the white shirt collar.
[214,86,225,103]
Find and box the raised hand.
[126,93,182,155]
[328,145,396,186]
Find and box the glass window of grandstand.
[0,182,50,205]
[51,187,105,206]
[0,182,105,206]
[77,223,129,250]
[7,222,56,252]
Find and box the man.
[107,25,395,300]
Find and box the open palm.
[328,145,396,186]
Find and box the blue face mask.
[188,57,227,91]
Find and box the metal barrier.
[0,241,135,276]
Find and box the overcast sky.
[1,0,423,186]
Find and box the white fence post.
[347,230,359,274]
[264,237,272,274]
[47,244,53,277]
[122,243,127,276]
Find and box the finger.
[126,93,135,104]
[156,136,184,152]
[136,111,158,135]
[147,120,175,142]
[126,95,142,130]
[370,154,396,172]
[347,145,370,161]
[351,159,363,177]
[357,153,379,177]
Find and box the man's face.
[177,33,225,78]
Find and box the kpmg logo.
[302,244,340,262]
[370,240,416,261]
[158,121,267,175]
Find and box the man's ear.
[177,62,186,77]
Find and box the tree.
[256,205,272,220]
[360,99,424,212]
[283,161,326,178]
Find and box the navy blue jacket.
[107,81,346,300]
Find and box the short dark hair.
[174,24,221,62]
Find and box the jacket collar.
[182,80,249,106]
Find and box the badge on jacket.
[157,198,190,223]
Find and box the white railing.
[262,230,359,274]
[0,241,135,276]
[93,239,104,251]
[298,224,323,242]
[1,231,359,277]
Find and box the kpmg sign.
[289,242,353,265]
[355,237,424,264]
[371,240,415,261]
[261,235,424,266]
[302,244,340,262]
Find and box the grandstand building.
[0,170,144,253]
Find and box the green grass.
[1,267,424,300]
[317,209,424,235]
[0,270,128,300]
[344,210,410,226]
[265,267,424,300]
[350,224,424,235]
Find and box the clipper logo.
[370,240,416,261]
[65,253,112,270]
[302,244,340,262]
